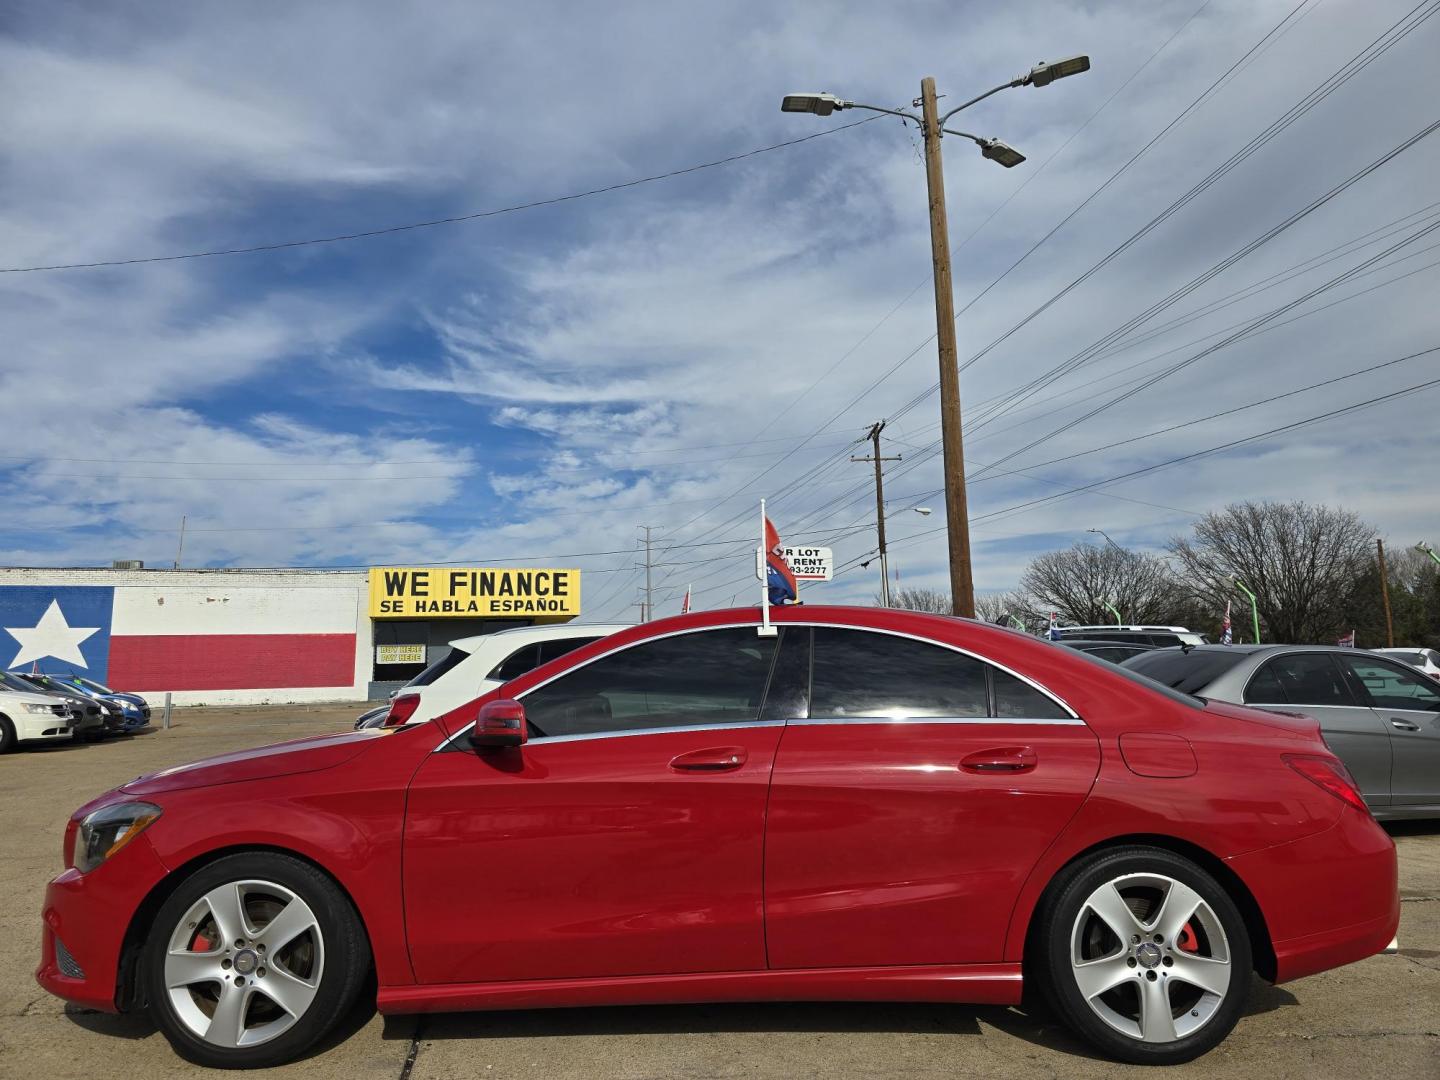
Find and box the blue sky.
[2,0,1438,621]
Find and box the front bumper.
[12,712,73,743]
[35,837,170,1013]
[1227,805,1399,984]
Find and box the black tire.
[0,715,15,754]
[1032,845,1252,1065]
[143,851,371,1069]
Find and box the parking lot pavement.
[2,706,1437,1080]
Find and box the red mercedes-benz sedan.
[36,606,1398,1068]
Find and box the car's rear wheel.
[1034,846,1252,1065]
[143,852,370,1069]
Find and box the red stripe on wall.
[108,633,356,691]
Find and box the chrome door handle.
[1390,718,1421,732]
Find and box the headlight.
[74,802,162,873]
[22,702,54,714]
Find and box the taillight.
[384,694,421,727]
[1283,754,1370,814]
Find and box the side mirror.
[469,699,528,749]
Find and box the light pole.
[1087,530,1124,624]
[1417,541,1440,568]
[782,56,1091,621]
[1233,578,1261,645]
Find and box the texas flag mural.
[0,585,356,691]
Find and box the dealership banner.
[369,567,581,618]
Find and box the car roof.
[1056,639,1157,649]
[1058,625,1195,633]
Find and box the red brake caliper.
[1177,922,1200,953]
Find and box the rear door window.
[810,627,988,718]
[1250,653,1355,707]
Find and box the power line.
[3,117,883,274]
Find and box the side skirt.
[378,963,1023,1015]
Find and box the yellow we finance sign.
[369,567,581,618]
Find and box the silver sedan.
[1123,644,1440,820]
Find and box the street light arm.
[939,79,1024,125]
[842,101,924,126]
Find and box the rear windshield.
[1058,645,1204,707]
[1122,649,1247,695]
[405,646,470,688]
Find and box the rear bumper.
[35,838,169,1013]
[1227,806,1399,984]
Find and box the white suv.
[384,623,632,726]
[0,686,76,752]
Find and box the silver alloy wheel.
[163,879,325,1049]
[1069,872,1231,1044]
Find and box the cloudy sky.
[3,0,1438,621]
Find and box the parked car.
[1053,625,1208,647]
[383,622,632,726]
[0,679,78,751]
[1055,638,1159,665]
[1,671,107,741]
[1122,644,1440,819]
[38,606,1397,1068]
[45,673,151,732]
[17,672,124,737]
[353,705,389,730]
[1371,647,1440,679]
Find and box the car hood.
[121,729,379,795]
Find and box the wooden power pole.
[1377,538,1394,648]
[852,421,902,606]
[920,76,976,618]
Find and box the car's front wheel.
[143,851,370,1068]
[1034,845,1252,1065]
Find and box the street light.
[1024,55,1092,87]
[781,56,1090,619]
[1232,578,1261,645]
[1417,541,1440,568]
[1086,527,1123,553]
[913,507,933,516]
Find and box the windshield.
[405,645,471,688]
[1122,649,1248,695]
[74,676,113,694]
[2,672,52,694]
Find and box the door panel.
[404,724,782,984]
[764,720,1100,968]
[1340,655,1440,808]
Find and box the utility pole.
[638,526,655,623]
[920,77,976,619]
[1376,538,1395,648]
[852,421,902,607]
[173,515,187,570]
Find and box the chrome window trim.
[526,719,786,746]
[792,715,1086,727]
[437,616,1081,750]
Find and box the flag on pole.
[765,516,798,606]
[1048,612,1061,641]
[1337,629,1356,648]
[681,585,692,615]
[1221,601,1232,646]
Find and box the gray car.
[1123,644,1440,820]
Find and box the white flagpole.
[759,498,776,637]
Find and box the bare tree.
[1020,542,1182,626]
[974,590,1041,630]
[878,587,952,614]
[1169,501,1375,643]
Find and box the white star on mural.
[4,600,100,668]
